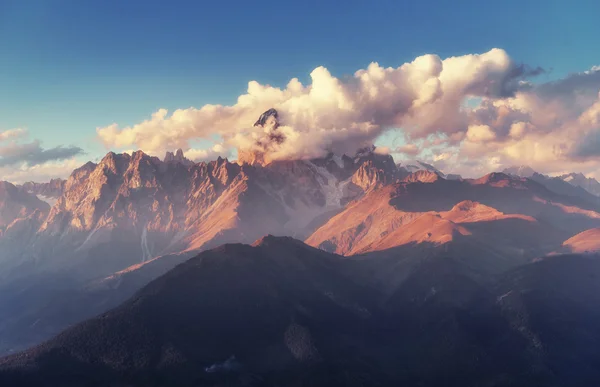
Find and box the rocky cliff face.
[503,165,600,198]
[0,181,49,231]
[19,178,66,199]
[559,172,600,196]
[163,148,194,166]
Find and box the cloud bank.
[95,48,600,178]
[0,128,85,184]
[0,140,83,167]
[97,49,536,156]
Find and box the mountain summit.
[502,165,537,178]
[253,107,280,129]
[238,108,285,166]
[163,148,194,166]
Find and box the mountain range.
[1,110,600,386]
[502,165,600,200]
[2,237,600,386]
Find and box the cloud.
[185,143,230,162]
[0,128,84,170]
[0,131,84,183]
[97,48,539,162]
[93,49,600,178]
[0,159,82,185]
[0,128,28,141]
[426,66,600,177]
[394,143,420,156]
[466,124,497,143]
[0,140,84,167]
[572,129,600,159]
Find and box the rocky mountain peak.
[164,148,194,166]
[254,108,280,129]
[99,152,131,175]
[558,172,600,196]
[472,172,525,187]
[0,181,49,228]
[20,178,67,199]
[399,160,445,177]
[403,169,442,183]
[502,165,537,178]
[238,109,285,166]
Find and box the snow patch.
[75,227,101,251]
[332,154,344,169]
[141,225,152,262]
[497,290,514,302]
[309,161,345,207]
[205,356,242,373]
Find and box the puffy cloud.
[433,152,453,162]
[572,129,600,159]
[186,143,231,162]
[394,143,420,156]
[429,66,600,177]
[466,125,497,143]
[373,146,391,155]
[93,49,600,179]
[508,122,530,139]
[97,48,537,162]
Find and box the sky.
[1,0,600,183]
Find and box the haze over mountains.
[2,110,600,386]
[2,237,600,386]
[502,165,600,197]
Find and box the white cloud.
[466,125,497,143]
[97,48,535,163]
[394,143,420,156]
[433,152,453,162]
[89,53,600,178]
[508,122,529,139]
[0,159,82,185]
[374,146,391,155]
[185,143,230,162]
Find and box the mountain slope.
[0,237,387,387]
[0,181,49,229]
[495,254,600,387]
[558,173,600,196]
[5,239,600,386]
[562,228,600,253]
[306,173,580,260]
[0,115,411,356]
[503,166,600,200]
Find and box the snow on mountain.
[502,166,600,198]
[0,181,49,231]
[19,178,66,199]
[396,160,463,180]
[558,173,600,197]
[399,160,444,175]
[502,165,537,178]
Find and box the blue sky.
[1,0,600,180]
